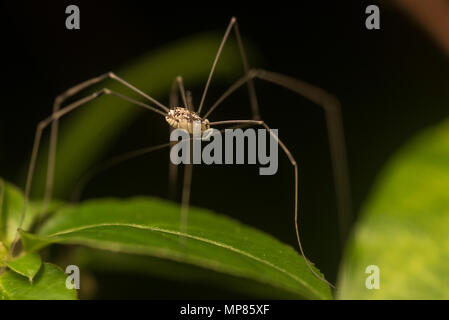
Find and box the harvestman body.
[166,107,210,134]
[5,17,352,289]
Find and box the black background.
[0,1,448,298]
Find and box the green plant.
[0,180,331,299]
[0,31,332,300]
[338,118,449,299]
[2,30,447,301]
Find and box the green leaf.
[32,32,247,199]
[0,262,77,300]
[0,242,7,262]
[337,118,449,299]
[20,230,57,253]
[0,179,62,247]
[31,197,331,300]
[72,247,303,299]
[6,252,42,282]
[0,180,39,247]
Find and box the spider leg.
[197,17,259,119]
[186,91,194,110]
[206,69,352,246]
[3,88,166,270]
[167,76,197,202]
[176,76,190,111]
[210,119,335,288]
[168,79,180,200]
[180,162,193,237]
[70,142,172,202]
[44,72,169,218]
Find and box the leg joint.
[37,119,48,130]
[248,68,266,79]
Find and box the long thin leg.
[169,79,180,200]
[233,19,260,119]
[176,76,190,111]
[197,17,260,119]
[4,88,166,267]
[69,134,194,238]
[71,140,194,237]
[210,119,334,288]
[206,69,352,246]
[186,91,193,110]
[180,163,193,236]
[169,77,180,108]
[42,72,169,218]
[70,142,172,202]
[170,76,194,227]
[73,126,234,204]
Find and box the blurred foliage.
[6,252,42,282]
[0,179,41,247]
[0,179,72,300]
[31,32,246,199]
[71,247,312,299]
[0,179,62,247]
[21,197,331,300]
[337,118,449,299]
[0,263,76,300]
[0,242,6,262]
[0,177,330,299]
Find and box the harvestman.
[7,17,352,288]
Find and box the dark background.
[0,1,448,298]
